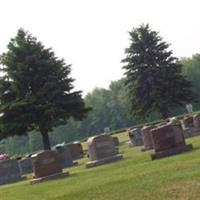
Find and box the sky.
[0,0,200,95]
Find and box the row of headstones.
[28,114,199,183]
[19,142,84,175]
[1,117,195,186]
[30,135,121,184]
[0,142,84,185]
[128,117,195,160]
[141,123,193,160]
[0,136,120,185]
[128,114,200,148]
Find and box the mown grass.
[1,132,200,200]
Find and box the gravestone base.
[151,144,193,160]
[30,172,69,184]
[86,154,123,168]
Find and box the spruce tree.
[122,24,194,119]
[0,29,90,150]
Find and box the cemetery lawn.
[1,133,200,200]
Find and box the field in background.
[1,132,200,200]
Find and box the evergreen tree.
[0,29,90,150]
[122,24,194,119]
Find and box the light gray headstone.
[186,104,193,113]
[104,127,110,134]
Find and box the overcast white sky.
[0,0,200,95]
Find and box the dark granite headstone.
[56,147,76,168]
[86,134,123,168]
[151,123,193,160]
[18,157,33,175]
[182,115,200,138]
[65,142,84,160]
[141,126,155,151]
[193,114,200,130]
[128,128,143,146]
[0,159,23,185]
[31,150,69,184]
[183,116,194,128]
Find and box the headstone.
[0,159,24,185]
[141,125,155,151]
[86,134,123,168]
[18,157,33,175]
[128,128,143,147]
[65,142,84,160]
[112,137,120,146]
[104,127,110,134]
[56,147,76,168]
[183,116,194,128]
[31,150,69,184]
[151,123,193,160]
[186,104,193,113]
[193,114,200,130]
[182,116,199,137]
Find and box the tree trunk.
[40,127,51,150]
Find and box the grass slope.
[1,132,200,200]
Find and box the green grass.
[1,132,200,200]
